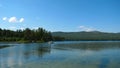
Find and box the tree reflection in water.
[0,43,51,68]
[23,43,51,59]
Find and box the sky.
[0,0,120,32]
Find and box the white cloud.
[8,17,17,23]
[78,26,96,32]
[2,17,7,21]
[2,16,24,23]
[19,18,24,23]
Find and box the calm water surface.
[0,41,120,68]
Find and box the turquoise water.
[0,41,120,68]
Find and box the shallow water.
[0,41,120,68]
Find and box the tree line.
[0,28,54,42]
[1,27,120,42]
[52,31,120,41]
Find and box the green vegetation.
[0,28,53,42]
[1,28,120,42]
[52,36,65,41]
[52,31,120,41]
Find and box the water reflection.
[0,41,120,68]
[0,43,51,68]
[0,45,11,49]
[54,42,120,50]
[23,43,51,58]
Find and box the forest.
[0,28,54,42]
[52,31,120,41]
[1,28,120,42]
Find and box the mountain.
[52,31,120,41]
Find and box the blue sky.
[0,0,120,32]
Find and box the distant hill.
[52,31,120,41]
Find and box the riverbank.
[0,40,46,43]
[0,45,10,49]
